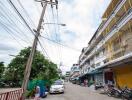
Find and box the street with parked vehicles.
[44,82,120,100]
[0,0,132,99]
[24,80,131,100]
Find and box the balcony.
[81,50,96,65]
[95,55,107,64]
[112,47,125,59]
[80,6,132,68]
[95,8,132,53]
[84,39,96,55]
[88,49,96,58]
[80,61,93,72]
[79,52,86,61]
[105,8,132,43]
[96,39,104,50]
[80,58,86,67]
[89,0,130,54]
[97,0,127,38]
[82,1,129,63]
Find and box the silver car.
[50,81,64,94]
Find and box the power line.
[0,21,31,44]
[41,6,59,62]
[0,19,31,44]
[56,8,62,62]
[17,0,36,28]
[33,0,41,14]
[0,21,24,48]
[40,35,81,52]
[38,39,51,59]
[51,6,60,62]
[0,1,26,26]
[6,0,52,57]
[0,10,31,44]
[21,2,57,95]
[42,12,57,62]
[0,2,33,43]
[7,0,35,36]
[7,0,52,60]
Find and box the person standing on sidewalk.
[84,79,88,87]
[34,86,40,100]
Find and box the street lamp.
[43,23,66,26]
[9,54,23,58]
[9,54,17,57]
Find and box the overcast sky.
[0,0,111,73]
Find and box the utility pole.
[22,0,58,99]
[22,2,47,99]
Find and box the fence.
[0,88,23,100]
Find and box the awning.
[79,74,86,78]
[85,53,132,75]
[87,69,103,75]
[71,77,79,80]
[96,53,132,71]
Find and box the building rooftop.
[102,0,120,18]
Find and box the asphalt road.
[44,82,120,100]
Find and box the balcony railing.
[95,55,107,64]
[80,7,132,67]
[96,8,132,53]
[79,52,85,60]
[80,49,96,66]
[97,0,126,38]
[83,0,126,58]
[112,47,125,57]
[105,8,132,42]
[96,39,104,50]
[84,39,96,55]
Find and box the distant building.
[79,0,132,88]
[65,71,70,81]
[58,68,62,78]
[70,64,80,83]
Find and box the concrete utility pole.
[22,2,47,99]
[22,0,58,99]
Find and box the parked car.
[55,79,65,85]
[50,81,64,94]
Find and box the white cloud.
[53,0,111,72]
[0,0,110,73]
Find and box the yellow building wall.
[113,64,132,88]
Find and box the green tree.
[5,47,59,86]
[0,62,5,78]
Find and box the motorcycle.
[106,84,122,98]
[121,87,132,100]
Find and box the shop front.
[113,63,132,88]
[103,54,132,88]
[104,68,114,85]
